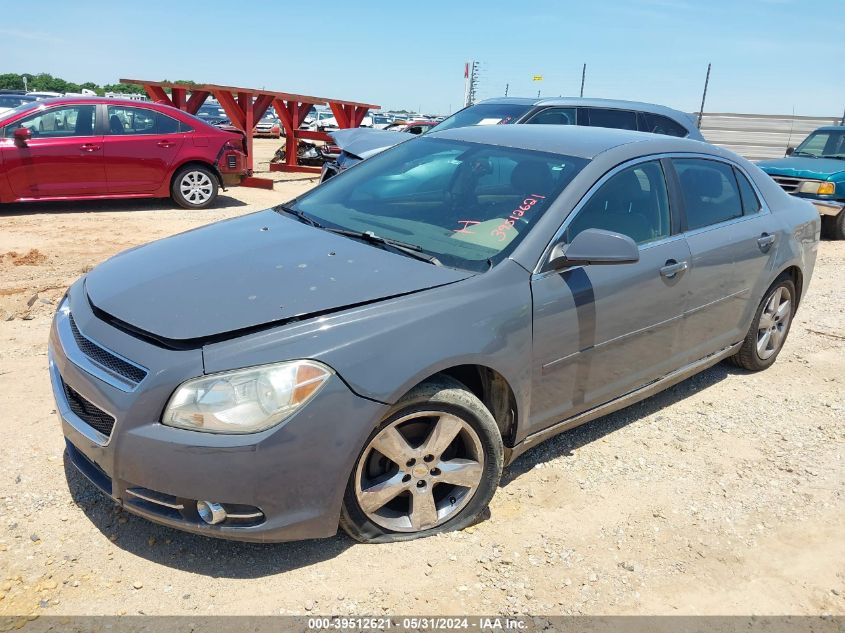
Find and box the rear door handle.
[80,143,101,152]
[757,233,776,251]
[660,260,688,278]
[157,140,175,148]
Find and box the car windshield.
[429,103,535,133]
[283,136,587,271]
[793,129,845,159]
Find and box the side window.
[107,106,182,135]
[10,105,96,138]
[638,112,688,138]
[566,161,671,245]
[584,108,637,131]
[734,167,761,215]
[525,107,577,126]
[673,159,743,230]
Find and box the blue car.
[758,126,845,239]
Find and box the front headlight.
[162,360,333,434]
[799,180,836,195]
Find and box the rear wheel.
[729,276,796,371]
[340,377,503,543]
[171,165,218,209]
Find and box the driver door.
[528,159,691,435]
[1,104,106,199]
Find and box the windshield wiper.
[275,205,442,266]
[325,228,443,266]
[791,151,818,158]
[276,204,325,228]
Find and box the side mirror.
[785,146,795,156]
[548,228,639,270]
[13,127,31,146]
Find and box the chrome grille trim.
[770,175,824,195]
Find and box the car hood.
[329,128,409,159]
[757,157,845,180]
[85,210,473,343]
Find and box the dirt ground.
[0,139,843,617]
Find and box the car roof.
[428,123,713,159]
[479,96,695,124]
[813,125,845,132]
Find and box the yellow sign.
[532,75,543,81]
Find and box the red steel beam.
[122,79,381,177]
[185,90,210,114]
[143,84,170,104]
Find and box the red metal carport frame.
[121,79,380,183]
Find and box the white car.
[0,93,37,116]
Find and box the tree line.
[0,73,198,96]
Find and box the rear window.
[639,112,688,137]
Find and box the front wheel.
[171,165,219,209]
[340,377,503,543]
[729,276,796,371]
[835,210,845,241]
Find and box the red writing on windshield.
[454,220,481,234]
[492,194,545,242]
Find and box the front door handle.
[660,259,688,278]
[757,233,776,252]
[80,143,101,152]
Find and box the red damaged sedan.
[0,97,248,209]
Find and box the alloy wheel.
[179,170,214,205]
[354,411,484,533]
[757,285,792,360]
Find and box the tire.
[340,376,503,543]
[835,210,845,241]
[728,275,796,371]
[171,165,219,210]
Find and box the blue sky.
[3,0,842,116]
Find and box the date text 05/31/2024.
[307,616,528,630]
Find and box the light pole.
[697,63,711,129]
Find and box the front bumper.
[810,199,844,217]
[50,287,387,542]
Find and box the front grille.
[68,314,147,385]
[771,175,803,194]
[62,381,115,438]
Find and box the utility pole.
[580,64,586,97]
[697,63,711,129]
[463,61,480,107]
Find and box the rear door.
[0,103,106,198]
[671,157,779,363]
[529,159,691,434]
[103,105,186,193]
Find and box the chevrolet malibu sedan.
[0,97,248,209]
[51,125,818,543]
